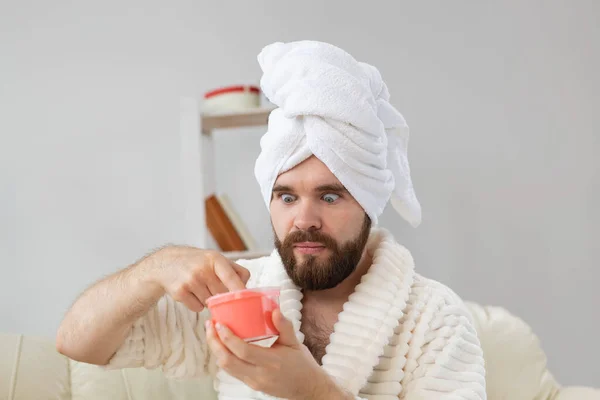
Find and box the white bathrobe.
[106,228,487,399]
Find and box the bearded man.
[57,40,487,400]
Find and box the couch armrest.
[0,333,71,399]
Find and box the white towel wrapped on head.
[254,40,422,227]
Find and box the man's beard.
[274,216,372,291]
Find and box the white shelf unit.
[179,97,273,260]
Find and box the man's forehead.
[273,156,344,189]
[273,173,344,190]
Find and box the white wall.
[1,0,598,386]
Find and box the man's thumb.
[273,308,298,347]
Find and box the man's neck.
[302,248,373,305]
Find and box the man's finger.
[205,321,253,375]
[188,284,211,307]
[174,288,204,312]
[272,308,299,347]
[214,322,268,365]
[230,262,251,284]
[203,272,228,297]
[205,320,232,360]
[214,257,246,291]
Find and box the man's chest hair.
[300,312,335,365]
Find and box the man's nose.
[294,200,321,231]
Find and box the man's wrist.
[310,373,354,400]
[133,251,165,301]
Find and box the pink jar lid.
[206,287,280,308]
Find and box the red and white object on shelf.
[203,85,261,114]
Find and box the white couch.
[1,302,598,400]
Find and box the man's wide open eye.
[281,194,296,203]
[322,193,340,203]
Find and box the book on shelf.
[205,194,246,252]
[205,193,257,252]
[216,193,258,251]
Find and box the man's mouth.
[293,242,326,255]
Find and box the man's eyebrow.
[272,184,294,193]
[272,183,348,193]
[314,183,348,193]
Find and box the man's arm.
[56,247,250,367]
[55,255,164,365]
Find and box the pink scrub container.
[206,287,280,342]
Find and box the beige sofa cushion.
[0,333,217,400]
[69,361,217,400]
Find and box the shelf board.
[223,250,272,260]
[201,108,274,134]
